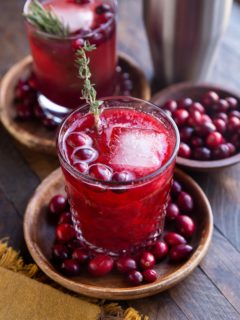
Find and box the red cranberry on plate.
[88,255,114,277]
[152,241,168,260]
[164,232,187,247]
[189,102,205,114]
[61,259,80,276]
[49,195,68,215]
[173,109,189,126]
[163,100,178,113]
[142,269,158,283]
[52,243,69,261]
[169,244,193,262]
[212,143,231,159]
[178,97,193,109]
[191,137,204,148]
[178,142,191,158]
[176,215,195,238]
[56,223,76,242]
[171,180,182,198]
[226,97,238,110]
[58,211,72,225]
[180,127,194,142]
[139,251,156,270]
[166,203,180,220]
[227,116,240,132]
[202,90,219,107]
[213,119,226,134]
[193,147,211,160]
[116,256,137,273]
[206,132,223,149]
[177,192,194,212]
[72,248,89,264]
[127,270,143,285]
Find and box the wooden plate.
[0,54,151,155]
[151,82,240,171]
[24,167,213,300]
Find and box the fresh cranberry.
[177,192,194,212]
[166,203,180,220]
[226,97,238,109]
[202,91,219,107]
[89,164,112,181]
[56,223,75,242]
[176,215,195,238]
[74,162,88,173]
[164,232,187,247]
[187,110,202,126]
[28,73,38,89]
[180,127,194,143]
[171,180,182,198]
[200,114,212,124]
[193,147,211,160]
[96,3,111,14]
[178,98,193,109]
[49,195,68,215]
[61,259,80,276]
[67,132,93,148]
[206,132,223,149]
[88,255,114,276]
[72,248,89,264]
[227,116,240,132]
[127,270,143,285]
[16,104,32,119]
[116,257,137,273]
[142,269,157,283]
[195,122,216,137]
[169,244,193,262]
[112,171,135,182]
[191,137,203,148]
[189,102,205,114]
[229,134,240,149]
[173,109,189,126]
[178,142,191,158]
[139,252,156,270]
[213,119,226,134]
[15,83,31,100]
[72,38,84,51]
[226,143,236,156]
[52,243,69,261]
[213,112,228,122]
[229,110,240,119]
[215,99,229,112]
[72,147,98,163]
[212,144,231,159]
[58,211,72,225]
[67,239,82,252]
[152,241,168,260]
[163,100,178,113]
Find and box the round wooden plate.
[0,54,151,155]
[24,167,213,300]
[151,82,240,171]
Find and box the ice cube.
[109,127,168,175]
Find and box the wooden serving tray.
[0,54,151,155]
[24,167,213,300]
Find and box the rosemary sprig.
[24,0,69,37]
[76,41,103,127]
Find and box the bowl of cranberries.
[24,167,213,300]
[152,82,240,171]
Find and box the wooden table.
[1,1,240,319]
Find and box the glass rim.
[57,96,180,187]
[23,0,117,40]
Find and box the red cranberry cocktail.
[57,97,179,256]
[24,0,117,109]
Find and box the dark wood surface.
[1,1,240,319]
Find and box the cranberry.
[88,255,114,277]
[195,122,216,137]
[226,143,236,156]
[189,102,205,114]
[164,232,187,247]
[96,3,111,14]
[187,111,202,126]
[227,116,240,132]
[191,137,203,148]
[33,104,45,119]
[166,203,180,220]
[67,132,93,148]
[178,142,191,158]
[139,252,156,270]
[193,147,211,160]
[72,147,98,163]
[58,211,72,225]
[116,257,137,273]
[52,243,69,261]
[213,112,228,122]
[206,132,223,149]
[112,171,135,182]
[16,104,32,119]
[127,270,143,285]
[200,114,212,124]
[173,109,189,126]
[74,162,88,173]
[163,100,178,113]
[89,164,112,181]
[169,244,193,262]
[216,99,229,112]
[212,143,231,159]
[152,241,168,260]
[56,223,75,242]
[178,98,193,109]
[226,97,238,109]
[49,195,67,215]
[142,269,157,283]
[15,83,31,100]
[230,134,240,149]
[229,110,240,119]
[61,259,80,276]
[67,239,82,252]
[180,127,194,142]
[202,91,219,107]
[171,180,182,198]
[72,38,84,51]
[213,119,226,134]
[28,73,38,89]
[177,192,193,212]
[176,215,195,238]
[72,248,89,264]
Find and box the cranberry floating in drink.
[23,0,117,109]
[57,97,179,255]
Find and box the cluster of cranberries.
[161,91,240,160]
[49,179,195,286]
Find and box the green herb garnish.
[24,0,69,37]
[76,41,103,128]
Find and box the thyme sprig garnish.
[76,41,103,128]
[24,0,69,37]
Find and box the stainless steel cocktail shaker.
[143,0,232,87]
